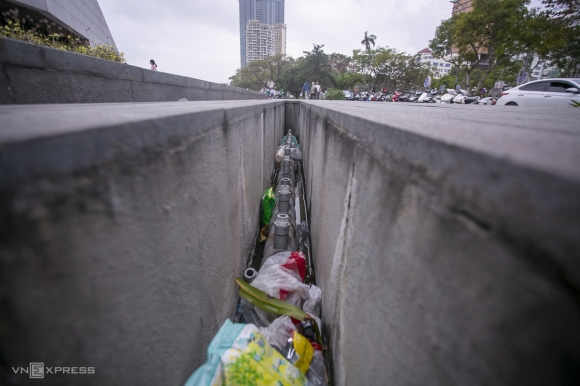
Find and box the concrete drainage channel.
[1,101,580,385]
[184,130,329,385]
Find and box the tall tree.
[353,47,427,91]
[276,45,331,97]
[430,0,534,94]
[328,70,365,91]
[229,54,293,91]
[328,53,352,75]
[540,0,580,77]
[360,31,377,52]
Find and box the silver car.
[496,78,580,107]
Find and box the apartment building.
[239,0,284,67]
[245,20,286,65]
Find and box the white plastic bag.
[303,285,322,317]
[259,316,296,350]
[291,146,303,160]
[250,252,311,326]
[252,252,310,308]
[306,349,326,386]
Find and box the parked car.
[496,78,580,107]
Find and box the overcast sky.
[99,0,542,84]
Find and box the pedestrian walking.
[314,81,321,100]
[150,59,158,71]
[302,81,311,99]
[311,81,316,99]
[270,88,276,99]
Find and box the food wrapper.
[184,319,307,386]
[282,330,314,374]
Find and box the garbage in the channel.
[184,131,328,385]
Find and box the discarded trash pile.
[185,132,327,386]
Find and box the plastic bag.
[253,252,309,306]
[281,135,300,148]
[251,252,311,325]
[291,146,303,160]
[261,187,275,226]
[258,316,296,350]
[275,145,285,165]
[185,319,307,386]
[303,285,321,318]
[306,349,327,386]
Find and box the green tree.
[229,54,294,91]
[361,31,377,52]
[275,45,331,97]
[328,53,352,75]
[352,48,377,89]
[430,0,534,94]
[539,0,580,77]
[354,47,428,91]
[328,70,365,91]
[302,44,331,83]
[373,49,427,91]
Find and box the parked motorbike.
[452,90,467,104]
[409,90,423,102]
[392,90,402,102]
[398,91,410,102]
[463,95,481,104]
[440,89,456,104]
[423,89,439,103]
[417,90,430,103]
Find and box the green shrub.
[570,100,580,108]
[325,88,346,100]
[1,8,125,63]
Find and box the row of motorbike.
[345,89,497,105]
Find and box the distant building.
[239,0,284,67]
[512,54,560,81]
[245,20,286,65]
[417,48,453,79]
[273,22,286,56]
[451,0,473,16]
[0,0,116,48]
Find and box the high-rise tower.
[239,0,284,67]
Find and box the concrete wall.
[0,38,266,104]
[0,101,284,385]
[2,99,580,386]
[286,101,580,386]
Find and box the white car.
[496,78,580,107]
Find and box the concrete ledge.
[287,101,580,385]
[0,37,266,104]
[0,101,284,386]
